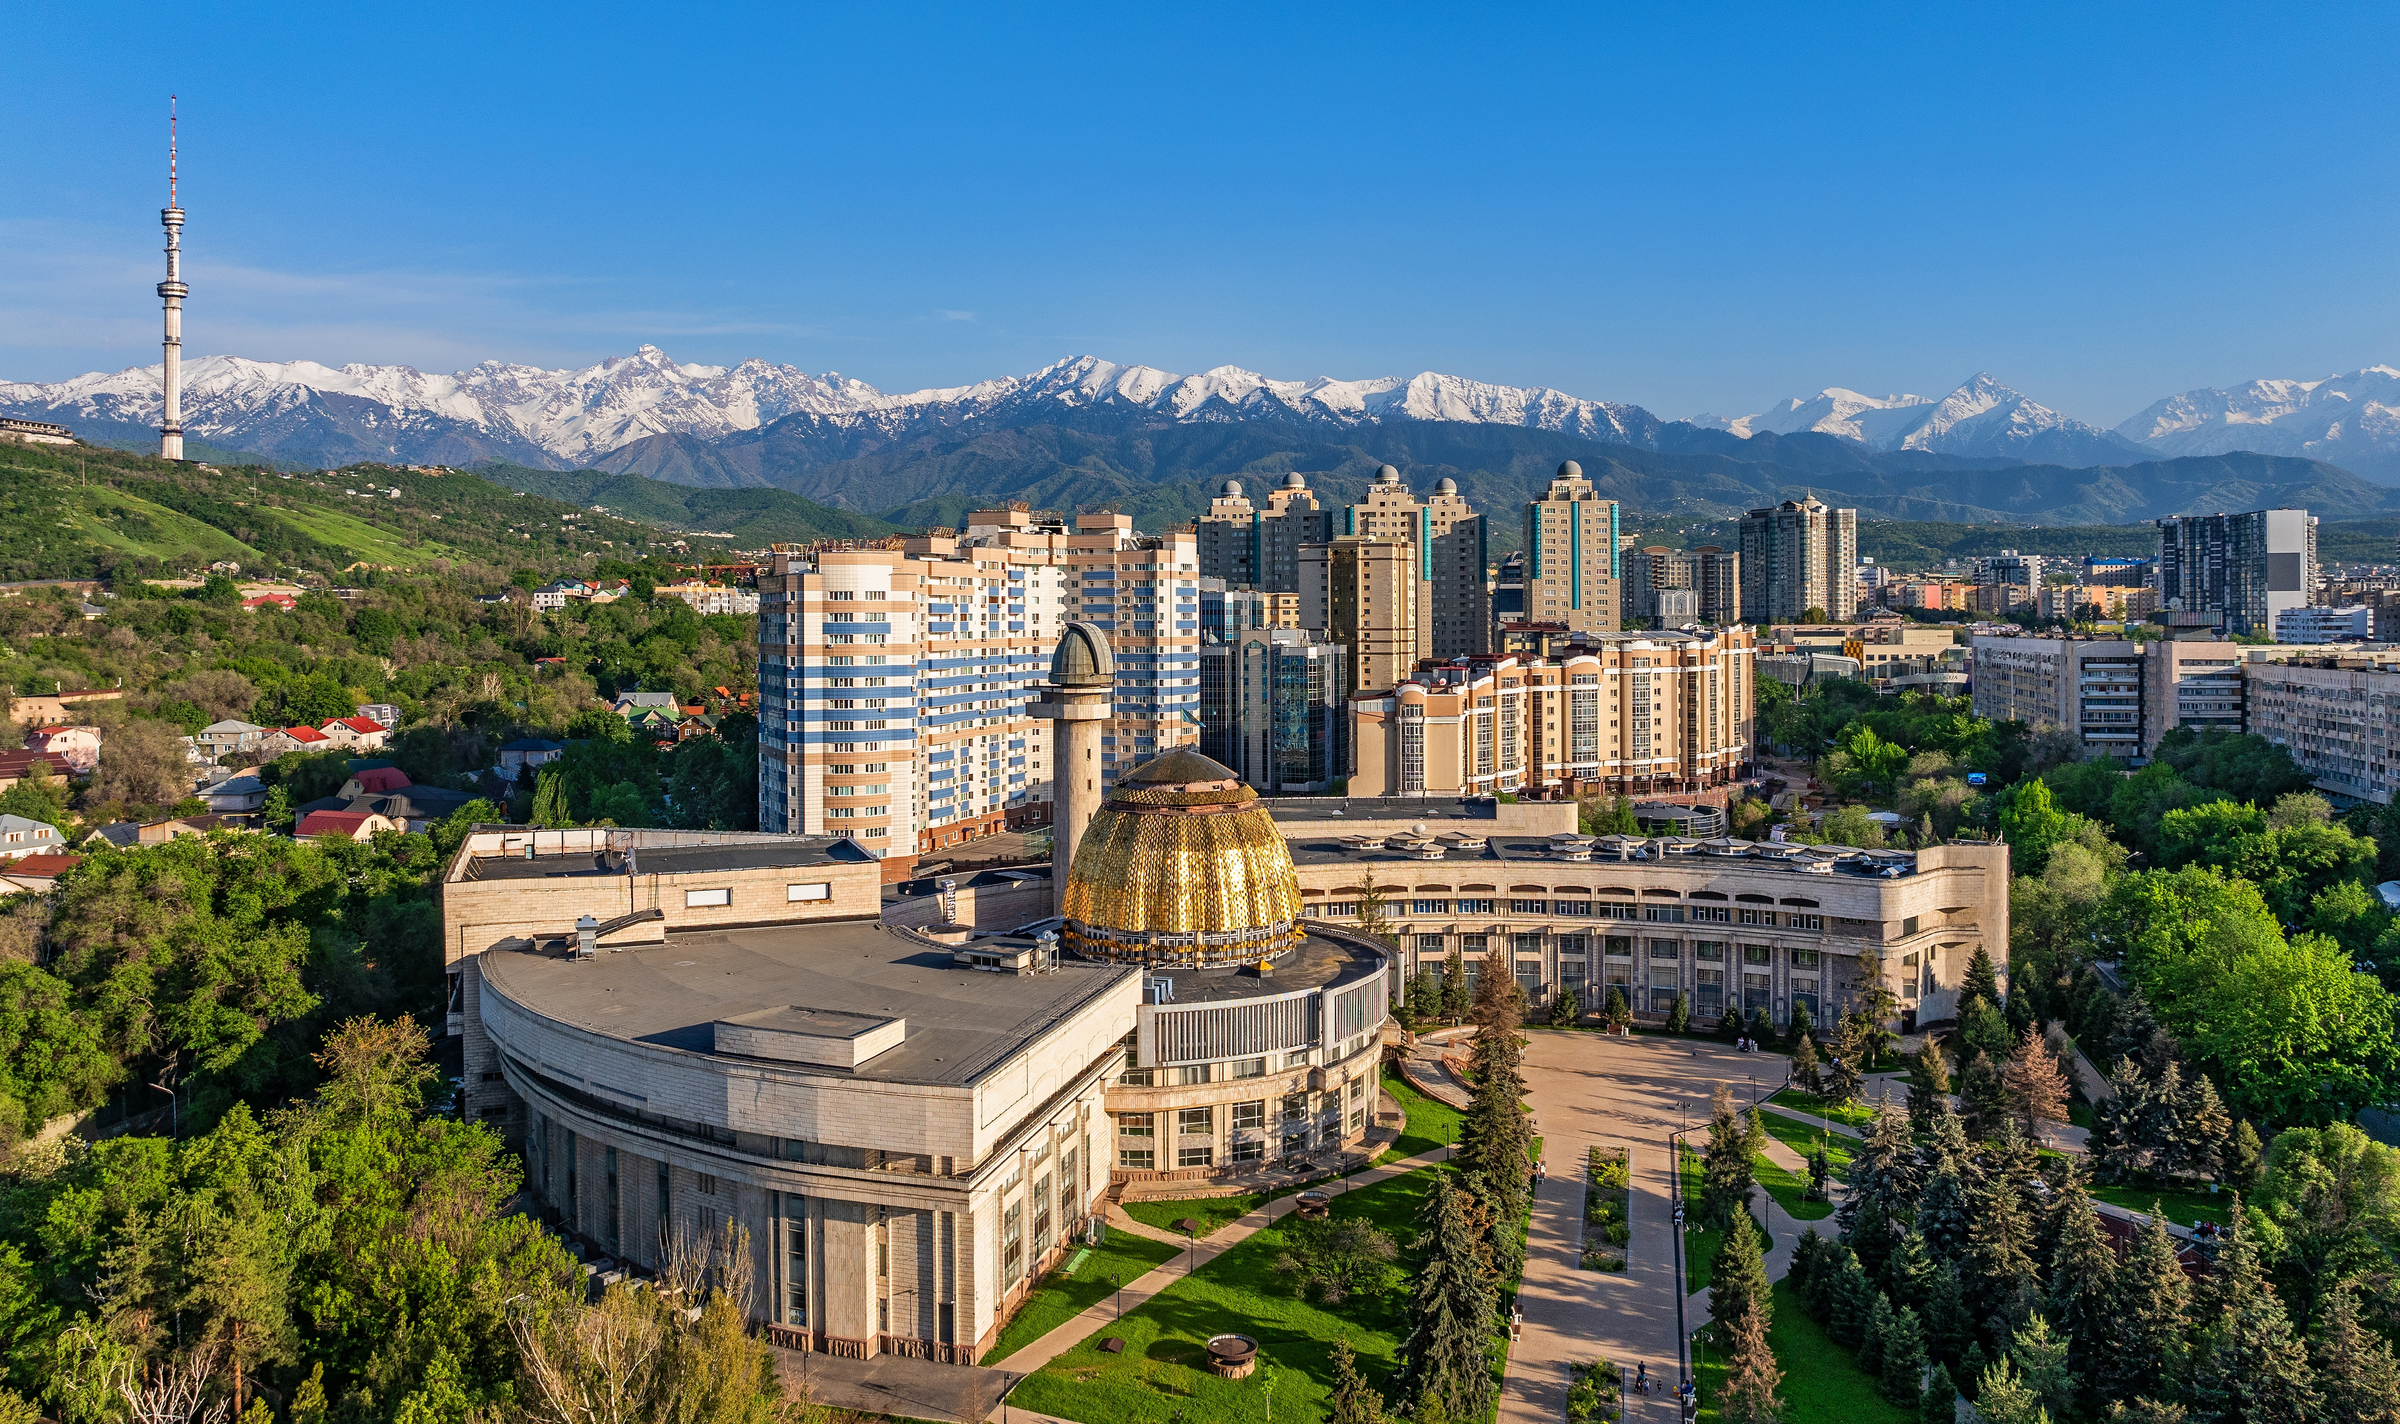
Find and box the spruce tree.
[1666,989,1691,1034]
[1604,985,1632,1029]
[1442,948,1468,1023]
[1791,1031,1821,1092]
[1829,1249,1878,1352]
[1918,1364,1958,1424]
[1915,1168,1972,1265]
[1546,986,1577,1027]
[1960,1048,2009,1140]
[1972,1355,2049,1424]
[1710,1210,1773,1344]
[2179,1074,2232,1183]
[2312,1282,2400,1424]
[1859,1290,1895,1376]
[1963,1170,2042,1346]
[1788,997,1816,1046]
[2141,1059,2188,1179]
[1963,944,2002,1011]
[1909,1036,1953,1135]
[1917,1097,1974,1182]
[1327,1338,1387,1424]
[2226,1118,2263,1192]
[1458,978,1531,1280]
[2100,1402,2189,1424]
[2008,1314,2076,1423]
[1718,1298,1785,1424]
[1719,1003,1745,1041]
[1807,1145,1832,1204]
[1881,1304,1929,1408]
[1400,1173,1496,1423]
[2002,1024,2070,1147]
[1882,1227,1932,1313]
[2043,1170,2117,1409]
[2182,1208,2319,1424]
[1922,1261,1975,1371]
[1701,1083,1756,1231]
[2102,1211,2191,1406]
[1838,1094,1921,1261]
[1749,1004,1776,1046]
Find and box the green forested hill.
[0,442,722,581]
[468,461,902,543]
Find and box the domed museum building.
[451,690,1394,1365]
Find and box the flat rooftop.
[461,837,858,883]
[1257,796,1506,823]
[480,920,1135,1087]
[1280,835,1920,879]
[1148,929,1387,1004]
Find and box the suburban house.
[280,725,335,751]
[317,716,391,751]
[0,853,81,892]
[496,738,565,782]
[0,751,68,793]
[612,691,680,717]
[24,725,101,774]
[197,720,267,760]
[356,704,401,729]
[85,814,247,849]
[0,814,66,859]
[242,593,298,612]
[206,775,268,814]
[296,810,395,841]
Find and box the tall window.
[603,1148,619,1253]
[1032,1175,1053,1259]
[1002,1201,1024,1285]
[783,1194,808,1327]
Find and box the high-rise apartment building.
[1738,497,1858,623]
[1300,537,1426,695]
[1522,461,1624,631]
[1331,465,1490,660]
[1198,629,1349,793]
[758,511,1198,874]
[1347,628,1756,798]
[2155,507,2317,636]
[1625,545,1741,626]
[1196,474,1331,591]
[1198,580,1301,639]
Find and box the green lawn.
[1121,1194,1263,1238]
[1767,1088,1880,1131]
[2087,1179,2231,1228]
[1753,1149,1834,1223]
[1681,1147,1772,1294]
[1755,1110,1855,1175]
[1010,1167,1472,1424]
[985,1232,1183,1363]
[1379,1062,1464,1165]
[1695,1279,1914,1424]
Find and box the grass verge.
[1695,1278,1913,1423]
[1121,1195,1263,1238]
[2086,1179,2232,1228]
[1766,1087,1879,1131]
[1379,1062,1463,1165]
[1680,1146,1772,1294]
[985,1231,1182,1363]
[1009,1167,1458,1424]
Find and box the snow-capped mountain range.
[6,347,2400,483]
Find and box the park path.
[986,1138,1456,1383]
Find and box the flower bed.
[1580,1145,1630,1271]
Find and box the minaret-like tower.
[1029,622,1115,920]
[157,97,188,462]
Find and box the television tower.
[157,97,188,462]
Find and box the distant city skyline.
[4,4,2396,428]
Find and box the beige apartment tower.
[1522,461,1624,631]
[1348,627,1756,798]
[1301,537,1428,695]
[1739,497,1858,623]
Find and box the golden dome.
[1059,749,1305,967]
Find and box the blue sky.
[5,3,2395,426]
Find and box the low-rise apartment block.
[1349,628,1755,799]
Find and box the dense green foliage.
[472,461,903,544]
[0,443,716,582]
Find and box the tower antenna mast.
[157,96,189,462]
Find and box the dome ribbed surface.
[1049,621,1115,688]
[1060,748,1304,967]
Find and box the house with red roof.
[296,810,395,841]
[342,767,412,797]
[317,716,391,751]
[242,593,298,612]
[24,725,100,774]
[282,725,333,748]
[0,852,82,892]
